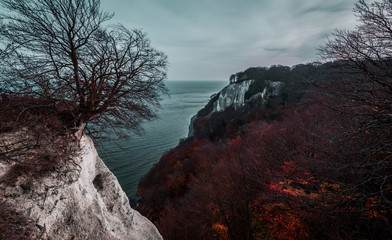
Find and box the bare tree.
[0,0,168,138]
[318,0,392,214]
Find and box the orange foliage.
[212,223,229,240]
[253,202,309,240]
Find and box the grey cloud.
[295,1,354,15]
[101,0,358,80]
[263,47,289,53]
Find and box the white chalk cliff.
[187,80,283,137]
[212,80,254,112]
[0,130,162,240]
[212,80,283,114]
[248,80,283,103]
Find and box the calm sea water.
[97,81,227,200]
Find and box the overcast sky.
[101,0,358,81]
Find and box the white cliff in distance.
[212,80,254,112]
[187,79,283,137]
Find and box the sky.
[101,0,358,81]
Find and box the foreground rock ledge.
[0,131,162,240]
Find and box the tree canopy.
[0,0,168,138]
[319,0,392,208]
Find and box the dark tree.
[318,0,392,221]
[0,0,168,137]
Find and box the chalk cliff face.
[187,79,283,137]
[0,130,162,240]
[212,80,254,112]
[247,80,283,103]
[210,79,283,115]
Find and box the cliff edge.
[0,128,162,240]
[188,79,283,137]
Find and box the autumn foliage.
[138,1,392,238]
[137,68,392,239]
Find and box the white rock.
[187,114,197,138]
[212,80,254,112]
[249,81,283,103]
[0,134,162,240]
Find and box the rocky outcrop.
[187,114,197,138]
[212,80,254,112]
[248,80,283,103]
[0,130,162,240]
[210,80,283,114]
[187,79,284,137]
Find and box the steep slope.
[212,80,254,112]
[188,79,284,137]
[0,128,162,240]
[138,63,392,239]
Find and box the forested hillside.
[137,62,391,239]
[137,1,392,239]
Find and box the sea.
[97,80,227,201]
